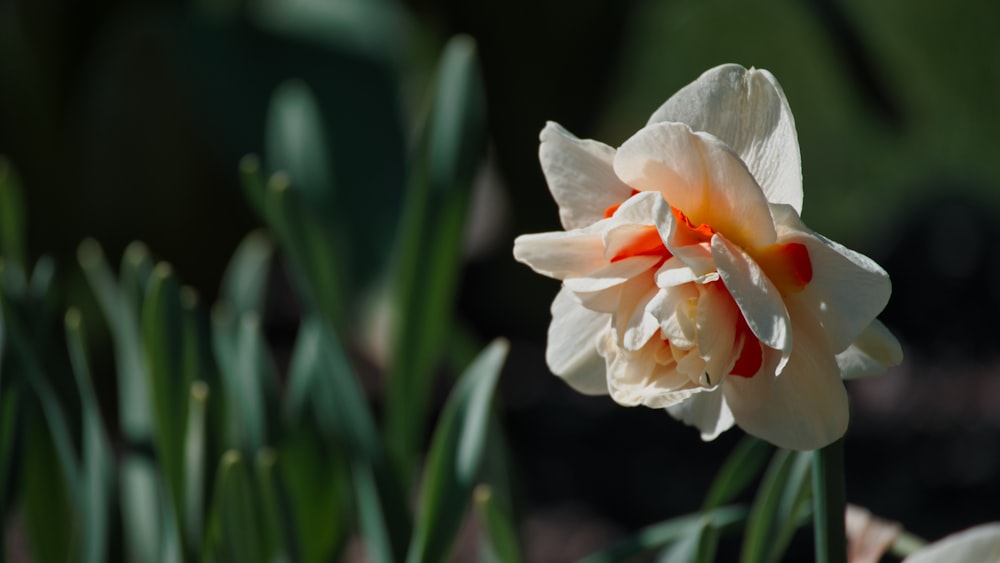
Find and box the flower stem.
[812,438,847,563]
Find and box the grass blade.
[703,436,773,511]
[184,380,210,554]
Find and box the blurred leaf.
[120,241,155,316]
[0,156,27,269]
[579,505,749,563]
[286,316,410,560]
[0,387,19,518]
[212,308,274,453]
[142,263,191,534]
[265,81,335,210]
[65,309,115,563]
[220,230,274,317]
[474,485,521,563]
[769,451,813,563]
[248,0,405,63]
[386,34,488,481]
[256,448,303,563]
[740,449,814,563]
[657,517,717,563]
[121,455,163,563]
[703,436,773,510]
[406,338,509,563]
[277,425,352,563]
[23,406,77,563]
[204,451,264,563]
[184,381,210,555]
[78,239,153,439]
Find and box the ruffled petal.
[666,389,736,441]
[772,203,892,353]
[513,229,605,279]
[695,283,740,384]
[601,333,700,408]
[615,122,777,251]
[546,287,611,395]
[540,121,635,230]
[712,234,792,371]
[723,299,848,450]
[837,319,903,379]
[646,64,803,213]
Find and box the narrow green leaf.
[740,449,802,563]
[121,453,163,563]
[286,316,410,560]
[23,407,77,562]
[78,239,153,440]
[0,156,27,269]
[386,33,488,481]
[578,505,749,563]
[406,338,509,563]
[768,451,814,563]
[813,439,847,563]
[256,449,303,563]
[120,241,155,315]
[142,262,190,533]
[204,451,264,563]
[474,485,521,563]
[220,230,273,318]
[239,155,270,224]
[184,381,210,554]
[657,517,717,563]
[704,436,774,511]
[65,309,115,563]
[265,80,334,209]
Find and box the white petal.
[614,273,660,352]
[602,334,700,409]
[546,287,610,395]
[540,121,634,230]
[666,389,735,441]
[615,122,777,251]
[652,195,716,276]
[647,64,803,213]
[696,284,739,384]
[773,203,893,352]
[654,258,699,287]
[562,255,661,294]
[903,523,1000,563]
[712,234,792,371]
[513,229,606,280]
[723,299,848,450]
[837,320,903,379]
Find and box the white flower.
[513,64,902,450]
[903,523,1000,563]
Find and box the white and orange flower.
[513,64,901,450]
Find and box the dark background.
[2,0,999,560]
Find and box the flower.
[513,64,902,450]
[902,523,1000,563]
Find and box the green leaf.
[121,241,155,316]
[812,439,847,563]
[78,239,153,440]
[142,263,191,532]
[65,309,115,563]
[657,517,717,563]
[204,451,265,563]
[220,230,274,318]
[386,34,488,481]
[286,316,410,561]
[256,448,304,563]
[184,381,210,555]
[265,80,335,210]
[406,338,510,563]
[212,308,274,453]
[23,406,77,562]
[473,484,521,563]
[703,436,773,510]
[740,448,815,563]
[0,156,27,269]
[579,505,749,563]
[769,451,814,563]
[121,453,163,563]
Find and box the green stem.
[812,438,847,563]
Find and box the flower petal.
[666,389,736,441]
[903,523,1000,563]
[773,203,893,353]
[540,121,635,230]
[615,122,777,251]
[601,333,700,408]
[723,299,848,450]
[546,287,611,395]
[695,283,739,384]
[647,64,802,213]
[513,229,605,279]
[837,319,903,379]
[712,234,792,370]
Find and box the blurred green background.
[2,0,999,560]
